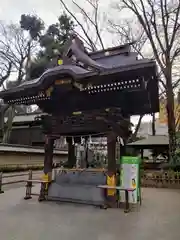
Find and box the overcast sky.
[0,0,109,24]
[0,0,68,23]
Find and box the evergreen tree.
[20,13,75,79]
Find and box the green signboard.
[119,156,141,204]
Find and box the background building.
[137,121,168,138]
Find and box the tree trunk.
[2,105,15,143]
[67,137,76,168]
[43,137,54,176]
[128,115,143,143]
[24,40,32,81]
[152,113,156,136]
[151,113,156,162]
[166,73,176,162]
[84,138,89,168]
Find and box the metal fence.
[1,168,180,195]
[0,170,42,194]
[0,172,26,193]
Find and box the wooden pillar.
[107,132,116,173]
[67,137,76,168]
[106,132,117,208]
[140,148,144,160]
[28,124,32,146]
[84,136,89,168]
[39,135,54,201]
[44,136,54,179]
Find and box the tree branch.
[108,19,148,59]
[121,0,165,73]
[0,61,12,86]
[160,0,169,51]
[128,115,143,142]
[169,1,180,50]
[72,0,104,49]
[59,0,97,51]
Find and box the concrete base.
[48,182,104,206]
[48,171,106,205]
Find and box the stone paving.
[0,186,180,240]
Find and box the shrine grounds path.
[0,186,180,240]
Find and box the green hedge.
[0,165,44,173]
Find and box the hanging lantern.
[120,137,124,146]
[89,135,92,144]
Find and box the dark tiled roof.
[128,135,169,146]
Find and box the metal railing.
[0,170,42,194]
[0,171,27,193]
[2,168,180,196]
[0,163,43,169]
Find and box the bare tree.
[0,22,38,85]
[109,10,180,139]
[60,0,105,51]
[108,18,149,58]
[0,60,12,89]
[0,22,38,143]
[111,0,180,160]
[108,19,150,138]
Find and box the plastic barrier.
[48,169,106,206]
